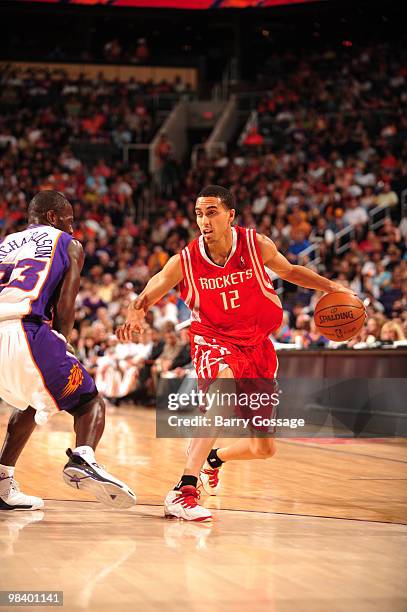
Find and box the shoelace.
[202,468,219,487]
[69,450,104,471]
[175,487,201,509]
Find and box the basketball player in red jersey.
[117,185,354,521]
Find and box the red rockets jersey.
[179,226,283,346]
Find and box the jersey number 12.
[220,289,240,310]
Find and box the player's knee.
[250,438,276,459]
[7,407,36,431]
[70,392,105,421]
[94,393,105,416]
[256,443,276,460]
[90,394,105,424]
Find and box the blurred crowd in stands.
[0,43,406,404]
[0,66,192,149]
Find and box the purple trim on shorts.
[22,321,97,412]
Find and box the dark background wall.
[0,0,404,83]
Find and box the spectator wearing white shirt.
[343,197,369,226]
[376,183,399,209]
[96,331,153,402]
[252,188,269,215]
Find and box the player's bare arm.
[116,254,183,342]
[53,240,84,340]
[257,233,354,294]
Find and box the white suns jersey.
[0,225,72,322]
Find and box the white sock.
[0,464,14,478]
[73,446,95,463]
[0,464,14,495]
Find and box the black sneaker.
[62,449,136,509]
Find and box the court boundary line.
[42,498,407,526]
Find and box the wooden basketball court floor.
[1,404,406,612]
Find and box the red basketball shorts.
[191,334,279,431]
[191,333,279,380]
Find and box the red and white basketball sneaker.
[164,486,212,522]
[199,462,221,496]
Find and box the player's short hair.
[28,190,70,217]
[197,185,236,210]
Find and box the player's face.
[195,197,234,243]
[51,203,74,235]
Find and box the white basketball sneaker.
[0,477,44,511]
[199,462,221,496]
[63,448,136,510]
[164,485,212,522]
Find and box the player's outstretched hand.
[328,282,358,297]
[116,296,147,343]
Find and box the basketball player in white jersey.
[0,190,136,511]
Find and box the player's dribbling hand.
[328,282,358,297]
[116,296,147,343]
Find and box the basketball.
[314,292,366,342]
